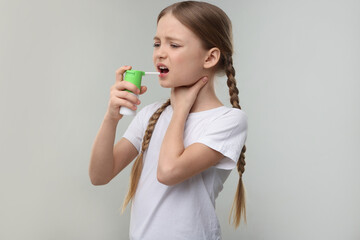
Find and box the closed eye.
[170,43,180,48]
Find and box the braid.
[225,54,247,227]
[122,99,171,211]
[225,55,240,109]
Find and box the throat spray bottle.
[119,70,159,116]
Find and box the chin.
[158,79,173,88]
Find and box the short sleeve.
[197,109,248,170]
[122,102,162,152]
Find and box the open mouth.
[158,65,169,74]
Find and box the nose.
[153,45,167,60]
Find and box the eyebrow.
[153,36,183,42]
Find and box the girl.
[89,1,248,239]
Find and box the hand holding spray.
[119,70,159,116]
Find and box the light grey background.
[1,0,359,239]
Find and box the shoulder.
[211,107,248,130]
[123,101,169,146]
[139,101,165,112]
[222,107,248,120]
[195,107,248,168]
[137,101,168,119]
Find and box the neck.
[189,76,223,113]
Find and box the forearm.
[89,114,119,185]
[158,111,187,175]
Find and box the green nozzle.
[124,70,145,93]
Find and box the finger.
[111,97,138,111]
[113,81,140,94]
[199,76,208,84]
[139,86,147,95]
[115,65,132,83]
[114,90,140,105]
[193,76,208,91]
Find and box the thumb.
[195,76,208,89]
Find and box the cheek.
[186,51,204,68]
[172,53,185,66]
[152,52,156,65]
[172,51,205,83]
[174,54,196,72]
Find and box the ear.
[203,47,221,69]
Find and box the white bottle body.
[119,92,139,116]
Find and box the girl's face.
[153,13,209,88]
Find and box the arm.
[158,76,224,185]
[89,65,146,185]
[158,110,223,185]
[89,115,138,185]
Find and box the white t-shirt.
[123,102,248,240]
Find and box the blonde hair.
[122,1,247,228]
